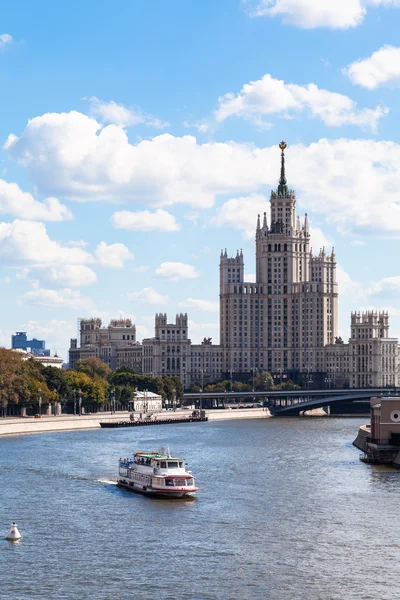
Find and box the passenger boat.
[117,448,198,497]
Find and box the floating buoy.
[6,522,22,542]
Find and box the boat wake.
[96,478,118,485]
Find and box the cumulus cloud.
[0,220,93,267]
[128,287,168,304]
[0,179,72,221]
[110,209,180,232]
[31,265,97,287]
[94,241,133,268]
[179,298,219,312]
[213,193,268,238]
[336,264,362,298]
[368,275,400,296]
[6,112,400,238]
[345,45,400,89]
[245,0,400,29]
[20,287,94,310]
[3,111,272,208]
[215,73,387,131]
[0,34,12,52]
[156,261,200,281]
[309,227,334,253]
[88,97,169,129]
[189,320,220,344]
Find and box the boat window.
[179,462,183,468]
[168,461,179,468]
[160,461,167,468]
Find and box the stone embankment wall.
[353,425,370,451]
[0,408,271,437]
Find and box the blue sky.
[1,0,400,359]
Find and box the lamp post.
[111,387,116,414]
[172,387,176,412]
[38,387,42,416]
[73,390,76,416]
[200,368,204,412]
[78,389,82,416]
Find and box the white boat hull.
[117,479,196,498]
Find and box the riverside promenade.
[0,407,271,437]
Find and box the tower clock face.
[390,410,400,423]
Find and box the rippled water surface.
[1,417,399,599]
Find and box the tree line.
[189,370,300,393]
[0,350,183,414]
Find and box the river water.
[0,417,399,600]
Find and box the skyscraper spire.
[277,140,289,196]
[263,212,267,229]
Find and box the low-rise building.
[131,391,163,413]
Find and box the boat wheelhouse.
[118,449,198,497]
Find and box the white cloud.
[88,97,169,129]
[135,324,150,340]
[336,264,362,298]
[0,34,12,52]
[213,193,268,238]
[189,320,220,344]
[179,298,219,312]
[6,114,400,238]
[0,179,72,221]
[345,45,400,89]
[156,261,200,281]
[32,265,97,287]
[128,287,168,304]
[65,240,88,248]
[110,209,180,232]
[94,241,133,268]
[350,240,366,246]
[215,73,387,131]
[4,111,275,208]
[245,0,400,29]
[309,227,333,253]
[0,220,93,267]
[20,288,94,310]
[368,275,400,296]
[246,273,256,282]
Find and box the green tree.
[76,357,111,380]
[64,370,106,405]
[42,366,69,397]
[251,371,275,391]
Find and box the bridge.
[183,388,400,416]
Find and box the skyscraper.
[220,142,338,384]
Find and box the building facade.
[325,312,399,388]
[69,318,140,370]
[142,314,191,387]
[220,141,338,383]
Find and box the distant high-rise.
[11,332,50,356]
[220,141,338,382]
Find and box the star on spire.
[277,140,289,196]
